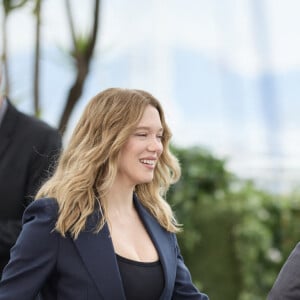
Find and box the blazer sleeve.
[0,199,59,300]
[268,242,300,300]
[172,235,209,300]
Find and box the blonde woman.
[0,88,209,300]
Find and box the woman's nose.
[147,136,163,154]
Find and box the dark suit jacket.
[0,195,209,300]
[268,242,300,299]
[0,100,62,273]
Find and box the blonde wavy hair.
[36,88,181,238]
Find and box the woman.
[0,88,209,300]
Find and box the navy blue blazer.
[0,195,209,300]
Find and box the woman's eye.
[134,132,163,140]
[135,133,147,137]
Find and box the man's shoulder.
[18,110,59,136]
[7,100,59,136]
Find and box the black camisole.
[116,254,164,300]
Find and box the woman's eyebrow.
[135,126,164,132]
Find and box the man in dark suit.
[268,242,300,299]
[0,94,62,276]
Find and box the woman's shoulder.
[22,197,59,224]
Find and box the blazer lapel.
[73,196,176,300]
[73,211,126,300]
[134,195,177,300]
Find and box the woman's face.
[116,105,164,188]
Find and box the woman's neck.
[105,182,135,218]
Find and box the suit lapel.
[0,134,10,159]
[134,195,177,300]
[0,100,18,158]
[73,211,126,300]
[73,195,176,300]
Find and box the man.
[0,92,62,275]
[268,242,300,299]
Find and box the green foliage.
[168,145,300,300]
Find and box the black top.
[116,254,165,300]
